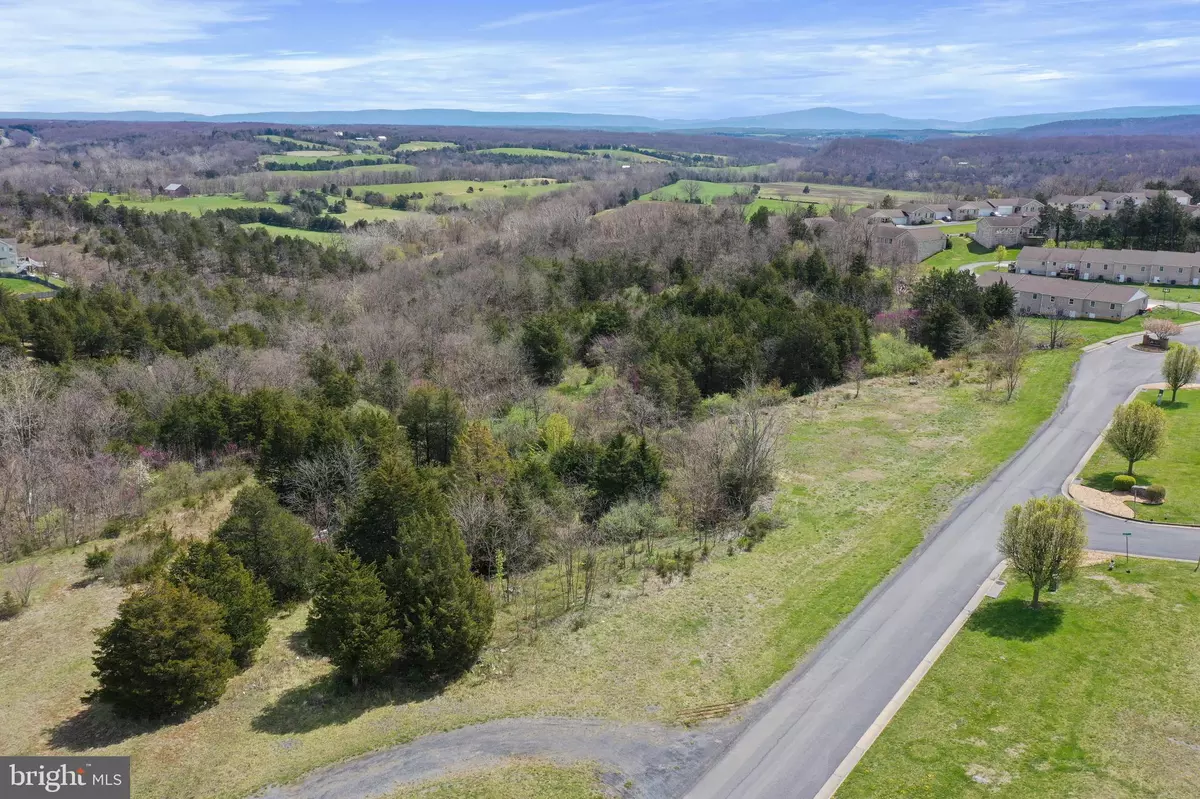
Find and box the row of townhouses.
[976,272,1149,321]
[1045,190,1192,212]
[1014,246,1200,286]
[853,197,1044,226]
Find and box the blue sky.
[3,0,1200,120]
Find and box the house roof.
[1019,246,1200,269]
[164,183,184,191]
[1070,195,1103,205]
[1047,194,1078,205]
[979,214,1039,228]
[901,227,948,242]
[853,207,898,219]
[976,272,1147,304]
[988,197,1040,208]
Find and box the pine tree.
[90,581,236,719]
[169,540,273,668]
[214,486,322,604]
[306,552,400,686]
[337,453,448,565]
[383,513,494,677]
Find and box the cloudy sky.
[3,0,1200,120]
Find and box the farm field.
[644,180,755,203]
[586,148,667,162]
[240,224,343,244]
[255,134,329,149]
[758,181,927,208]
[1081,388,1200,525]
[258,152,389,166]
[88,192,290,215]
[476,147,580,159]
[262,162,418,179]
[0,341,1111,799]
[351,178,570,205]
[838,557,1200,799]
[394,140,459,152]
[337,199,425,224]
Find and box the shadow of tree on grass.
[47,702,167,751]
[252,673,441,735]
[966,597,1064,642]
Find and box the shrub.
[744,512,783,547]
[596,500,674,544]
[306,552,400,686]
[867,333,934,377]
[84,548,113,571]
[103,525,179,585]
[1144,484,1167,503]
[214,486,322,603]
[1112,474,1136,492]
[89,581,236,719]
[0,591,21,621]
[100,516,129,539]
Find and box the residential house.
[977,272,1148,321]
[947,200,984,220]
[1046,194,1079,210]
[853,207,904,225]
[871,225,946,263]
[972,215,1042,248]
[802,216,841,237]
[0,238,17,269]
[898,203,951,224]
[163,183,191,198]
[986,197,1043,216]
[1016,246,1200,285]
[1069,195,1106,212]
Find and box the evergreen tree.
[169,540,273,668]
[520,313,571,385]
[306,552,400,686]
[398,384,465,467]
[337,453,448,565]
[383,513,494,677]
[90,581,236,719]
[213,486,322,604]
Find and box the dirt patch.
[845,468,885,482]
[1084,574,1156,599]
[964,763,1012,787]
[1070,484,1134,518]
[1081,550,1117,567]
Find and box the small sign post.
[1123,530,1132,572]
[1157,388,1165,406]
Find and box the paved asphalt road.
[685,326,1200,799]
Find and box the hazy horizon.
[4,0,1200,119]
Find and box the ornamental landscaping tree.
[169,540,272,668]
[998,495,1086,609]
[383,512,494,677]
[1162,343,1199,403]
[214,485,322,604]
[90,581,235,719]
[1105,401,1167,476]
[306,552,400,686]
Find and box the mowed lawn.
[88,192,291,215]
[1081,388,1200,525]
[258,152,389,166]
[0,339,1101,799]
[839,558,1200,799]
[1143,284,1200,303]
[0,277,57,295]
[924,237,1015,271]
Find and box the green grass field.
[350,178,570,206]
[1143,284,1200,303]
[645,180,756,203]
[258,152,388,166]
[924,237,1015,271]
[240,224,343,244]
[839,557,1200,799]
[89,192,290,215]
[1081,388,1200,524]
[758,181,926,208]
[336,199,424,224]
[261,163,418,179]
[387,761,604,799]
[0,277,55,296]
[393,141,459,152]
[255,135,329,149]
[586,148,667,162]
[476,147,580,159]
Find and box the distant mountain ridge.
[5,105,1200,133]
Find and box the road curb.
[1061,382,1200,530]
[812,559,1008,799]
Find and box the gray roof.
[979,214,1038,228]
[1018,246,1200,269]
[901,226,948,242]
[164,183,184,191]
[976,272,1147,304]
[1047,194,1078,205]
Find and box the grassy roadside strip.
[385,760,606,799]
[836,557,1200,798]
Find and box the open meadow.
[476,147,580,159]
[88,192,290,215]
[350,178,571,205]
[393,141,459,152]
